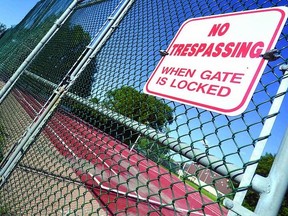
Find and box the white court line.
[70,120,214,215]
[52,115,119,176]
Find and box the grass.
[162,163,220,202]
[183,178,218,201]
[0,205,10,215]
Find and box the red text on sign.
[208,23,230,37]
[169,41,264,58]
[200,70,244,83]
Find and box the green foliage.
[67,97,104,128]
[0,22,6,31]
[241,153,288,215]
[67,86,174,162]
[0,205,10,215]
[256,153,274,177]
[102,86,173,159]
[0,16,57,76]
[137,137,170,162]
[29,22,95,97]
[104,86,173,132]
[0,22,6,37]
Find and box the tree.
[104,86,173,132]
[0,22,6,38]
[103,86,174,160]
[137,137,170,162]
[29,22,95,97]
[241,153,288,215]
[68,86,174,162]
[0,16,63,77]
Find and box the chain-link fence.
[0,0,288,215]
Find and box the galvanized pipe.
[226,69,288,215]
[254,118,288,214]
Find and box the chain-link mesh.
[0,0,288,215]
[0,0,74,84]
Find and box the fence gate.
[0,0,288,215]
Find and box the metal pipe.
[0,92,61,184]
[227,69,288,216]
[254,126,288,215]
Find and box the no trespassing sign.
[144,7,288,116]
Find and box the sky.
[86,0,288,167]
[0,0,39,27]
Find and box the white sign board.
[144,7,288,116]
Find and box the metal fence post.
[0,0,82,104]
[226,66,288,216]
[254,105,288,214]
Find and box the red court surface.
[13,89,228,215]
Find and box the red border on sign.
[145,7,287,115]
